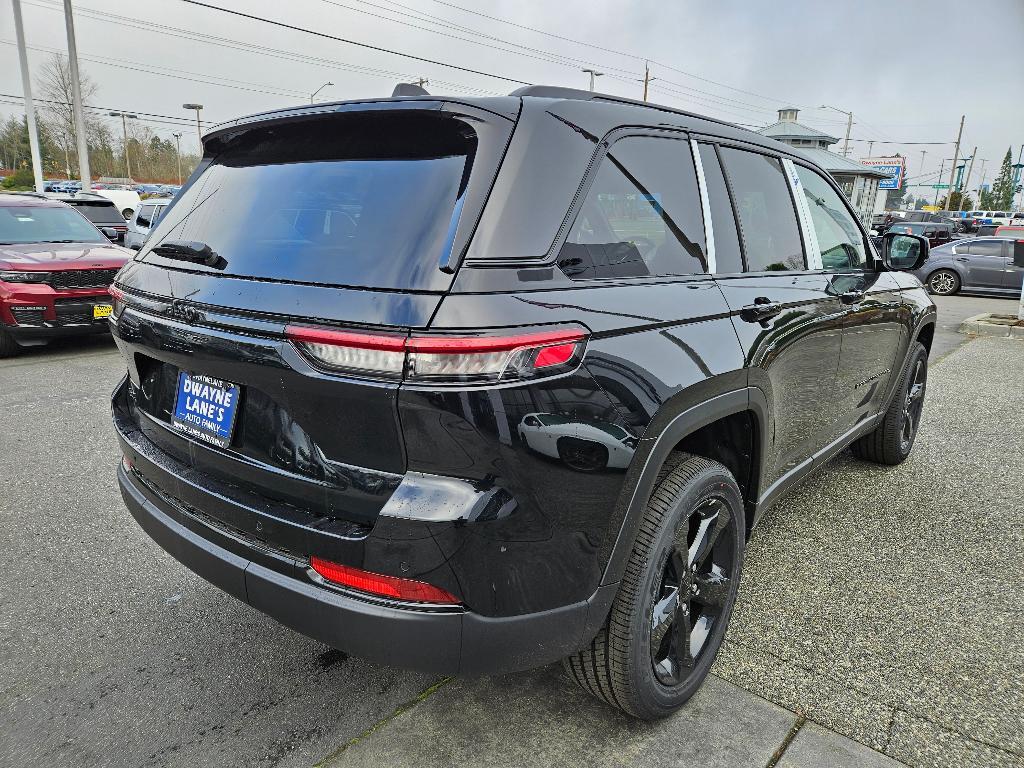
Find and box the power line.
[23,0,499,98]
[419,0,798,106]
[0,39,306,100]
[0,91,220,126]
[177,0,531,85]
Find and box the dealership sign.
[861,157,906,190]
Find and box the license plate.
[93,303,113,319]
[171,371,241,448]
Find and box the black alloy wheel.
[900,357,927,452]
[851,341,928,465]
[650,497,736,686]
[564,453,744,719]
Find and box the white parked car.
[93,187,142,220]
[125,197,172,250]
[517,412,636,472]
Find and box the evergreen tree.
[990,147,1015,209]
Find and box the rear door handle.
[740,299,783,324]
[954,256,969,262]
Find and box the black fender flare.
[599,387,768,587]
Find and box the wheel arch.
[599,388,768,588]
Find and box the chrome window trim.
[782,157,822,270]
[690,138,716,274]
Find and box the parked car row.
[911,236,1024,297]
[0,192,132,357]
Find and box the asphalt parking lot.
[1,294,1021,768]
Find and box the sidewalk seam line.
[312,676,453,767]
[764,714,807,768]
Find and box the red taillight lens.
[285,325,407,378]
[109,284,126,316]
[309,556,460,605]
[286,325,587,383]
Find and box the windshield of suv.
[0,205,106,244]
[142,112,478,290]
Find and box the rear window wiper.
[151,240,226,268]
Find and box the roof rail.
[508,84,741,132]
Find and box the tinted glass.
[70,201,122,224]
[142,113,476,290]
[698,143,743,274]
[559,135,707,280]
[0,205,105,244]
[795,165,867,270]
[968,240,1004,257]
[719,147,804,271]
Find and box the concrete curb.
[958,313,1024,338]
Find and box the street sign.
[931,184,950,189]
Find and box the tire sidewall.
[626,466,744,717]
[895,344,928,458]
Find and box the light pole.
[172,132,183,184]
[310,82,333,104]
[820,104,854,157]
[63,0,91,190]
[109,111,137,181]
[12,0,44,192]
[581,68,603,92]
[183,103,203,153]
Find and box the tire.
[0,326,21,358]
[557,437,609,472]
[851,341,928,465]
[564,452,744,719]
[927,269,960,296]
[122,208,134,220]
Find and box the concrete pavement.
[1,296,1020,768]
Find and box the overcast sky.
[3,0,1023,192]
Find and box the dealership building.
[759,108,891,225]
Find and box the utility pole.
[12,0,44,193]
[960,147,977,211]
[867,140,874,158]
[63,0,91,190]
[581,68,603,92]
[933,158,947,208]
[946,114,965,209]
[640,62,655,102]
[1015,143,1024,211]
[820,105,854,157]
[109,111,137,181]
[411,77,429,88]
[183,103,203,153]
[172,132,183,184]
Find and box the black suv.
[110,87,935,720]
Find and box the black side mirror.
[1013,240,1024,268]
[101,227,119,241]
[881,231,929,271]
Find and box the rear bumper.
[119,463,613,674]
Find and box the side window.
[968,240,1004,257]
[697,143,743,273]
[136,205,154,228]
[559,135,707,280]
[719,147,805,271]
[151,205,167,226]
[795,165,868,270]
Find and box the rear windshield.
[70,200,123,224]
[141,112,478,290]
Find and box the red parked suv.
[0,193,132,356]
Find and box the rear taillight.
[309,556,460,605]
[109,284,125,316]
[286,325,588,384]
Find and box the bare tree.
[36,53,102,178]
